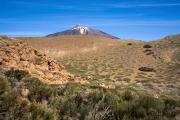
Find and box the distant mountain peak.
[71,24,88,34]
[46,24,119,39]
[73,24,84,28]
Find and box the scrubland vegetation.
[1,35,180,119]
[0,69,180,120]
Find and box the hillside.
[150,34,180,75]
[20,35,121,57]
[0,35,74,84]
[1,35,180,119]
[20,34,180,92]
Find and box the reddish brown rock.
[9,60,17,67]
[0,35,74,84]
[45,73,54,79]
[2,56,9,62]
[3,35,9,39]
[20,55,30,61]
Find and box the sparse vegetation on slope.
[20,34,180,92]
[1,34,180,119]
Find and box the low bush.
[143,44,152,48]
[5,68,29,81]
[28,103,56,120]
[0,90,30,120]
[138,67,156,72]
[24,77,53,103]
[0,77,10,95]
[127,43,132,45]
[1,70,180,120]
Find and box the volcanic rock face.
[46,24,119,39]
[0,35,74,84]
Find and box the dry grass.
[20,35,180,89]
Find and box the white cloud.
[11,1,180,10]
[0,31,46,36]
[86,20,180,27]
[0,18,47,24]
[13,1,84,10]
[95,3,180,8]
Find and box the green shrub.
[114,94,165,120]
[0,90,30,120]
[143,44,152,48]
[163,95,180,118]
[105,91,119,108]
[24,77,53,103]
[28,103,56,120]
[136,94,164,117]
[5,68,29,81]
[78,103,90,120]
[55,97,77,119]
[114,101,135,120]
[127,43,132,45]
[88,89,104,102]
[122,90,133,101]
[0,77,10,95]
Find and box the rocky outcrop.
[0,35,74,84]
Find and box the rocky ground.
[0,35,74,84]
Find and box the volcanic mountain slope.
[20,36,158,77]
[20,35,159,70]
[46,24,119,39]
[20,34,180,90]
[20,35,121,57]
[0,35,74,84]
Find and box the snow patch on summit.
[72,24,89,34]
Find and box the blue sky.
[0,0,180,41]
